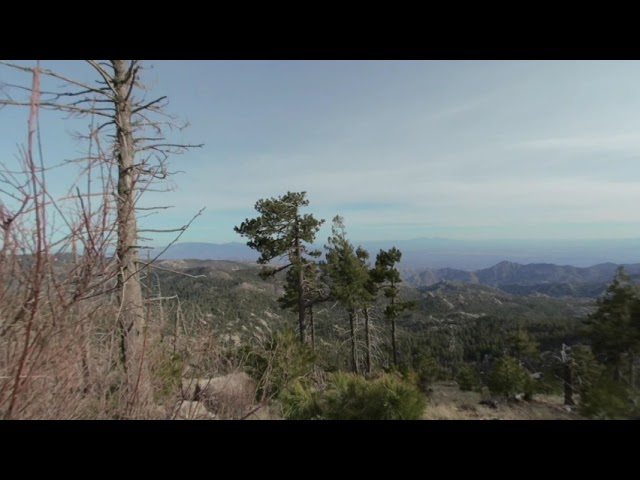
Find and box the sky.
[2,60,640,246]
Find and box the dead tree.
[0,60,201,413]
[560,344,575,406]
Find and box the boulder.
[182,372,256,419]
[171,401,216,420]
[479,398,499,409]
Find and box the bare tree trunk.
[391,318,397,368]
[309,305,316,354]
[563,361,575,406]
[294,233,306,344]
[349,309,359,374]
[391,295,398,367]
[364,305,371,375]
[112,60,153,409]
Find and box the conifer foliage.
[234,191,324,344]
[372,247,415,367]
[322,216,373,374]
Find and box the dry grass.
[423,382,581,420]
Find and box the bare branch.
[138,228,188,233]
[0,100,112,118]
[132,96,167,114]
[85,60,118,98]
[134,206,174,211]
[0,61,111,99]
[136,143,204,152]
[145,295,179,302]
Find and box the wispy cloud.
[510,132,640,152]
[7,60,640,244]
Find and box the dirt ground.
[424,382,583,420]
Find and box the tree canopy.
[234,191,324,343]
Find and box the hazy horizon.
[3,60,640,246]
[156,236,640,246]
[149,237,640,270]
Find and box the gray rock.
[479,398,499,409]
[171,401,216,420]
[181,372,256,419]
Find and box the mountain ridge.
[150,239,640,270]
[405,260,640,298]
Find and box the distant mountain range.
[406,261,640,287]
[405,261,640,298]
[150,238,640,271]
[147,240,640,299]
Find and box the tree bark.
[309,305,316,354]
[563,361,575,406]
[391,295,398,367]
[391,318,397,368]
[294,230,306,344]
[349,309,359,374]
[364,305,371,375]
[113,60,153,409]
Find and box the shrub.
[280,372,425,420]
[281,372,426,420]
[578,375,637,420]
[151,352,184,403]
[242,327,315,401]
[456,363,482,392]
[488,356,534,400]
[355,374,426,420]
[280,379,324,420]
[414,354,442,392]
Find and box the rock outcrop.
[181,372,256,419]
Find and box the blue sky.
[2,60,640,245]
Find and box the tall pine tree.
[322,216,371,374]
[234,191,324,343]
[372,247,414,367]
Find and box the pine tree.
[322,216,371,374]
[356,246,376,375]
[372,247,415,367]
[584,267,640,384]
[505,329,539,369]
[278,258,327,353]
[234,191,324,343]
